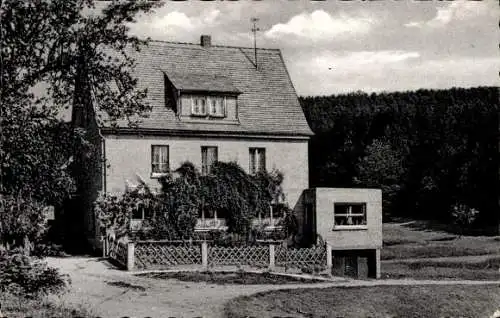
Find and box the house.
[68,35,313,251]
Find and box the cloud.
[265,10,377,42]
[288,52,498,95]
[130,9,221,38]
[301,50,420,73]
[405,0,490,28]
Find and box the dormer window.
[209,96,225,117]
[192,97,207,116]
[191,96,226,118]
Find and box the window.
[333,203,367,229]
[201,146,218,175]
[208,96,225,117]
[132,204,146,220]
[191,96,226,118]
[151,145,169,177]
[191,96,207,116]
[249,148,266,174]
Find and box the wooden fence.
[106,237,332,272]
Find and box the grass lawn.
[224,285,500,318]
[381,221,500,280]
[0,292,93,318]
[382,222,500,260]
[137,271,326,285]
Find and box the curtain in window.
[258,148,266,172]
[152,146,169,173]
[249,148,256,174]
[249,148,266,174]
[202,146,218,175]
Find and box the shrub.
[0,249,69,296]
[31,243,67,257]
[97,161,288,243]
[451,203,479,235]
[0,195,47,250]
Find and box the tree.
[0,0,159,204]
[0,1,162,251]
[355,139,405,219]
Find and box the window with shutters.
[249,148,266,174]
[151,145,169,178]
[201,146,218,175]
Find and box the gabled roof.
[105,39,313,137]
[165,72,241,94]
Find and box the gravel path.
[46,257,500,318]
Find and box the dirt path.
[46,257,500,318]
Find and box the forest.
[300,87,498,233]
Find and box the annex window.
[333,203,367,229]
[201,146,218,175]
[249,148,266,174]
[151,145,169,177]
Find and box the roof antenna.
[251,17,260,69]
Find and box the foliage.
[301,87,498,231]
[98,161,287,241]
[0,195,47,250]
[0,248,69,296]
[451,203,479,235]
[31,243,67,258]
[1,1,159,248]
[355,139,405,219]
[94,187,151,238]
[202,162,259,237]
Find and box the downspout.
[98,128,106,193]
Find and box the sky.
[123,0,498,96]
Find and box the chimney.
[200,35,211,48]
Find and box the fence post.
[375,248,381,279]
[127,242,135,271]
[201,241,208,270]
[326,243,333,273]
[269,244,275,270]
[101,236,106,258]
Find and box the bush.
[0,195,47,250]
[451,203,479,235]
[0,249,69,296]
[99,161,289,244]
[31,243,67,257]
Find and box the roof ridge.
[148,39,280,52]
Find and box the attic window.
[191,96,226,118]
[192,97,207,116]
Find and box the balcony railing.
[252,217,284,230]
[195,218,228,231]
[131,217,284,233]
